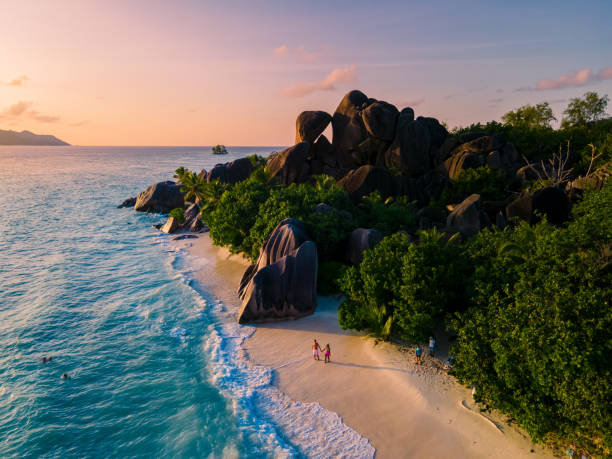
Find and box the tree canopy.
[502,102,556,129]
[562,91,609,127]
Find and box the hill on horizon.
[0,129,69,146]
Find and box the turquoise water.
[0,146,375,459]
[0,147,279,458]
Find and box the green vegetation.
[168,207,185,224]
[562,91,610,128]
[432,166,508,208]
[337,183,611,456]
[357,192,417,235]
[502,102,556,129]
[174,167,207,204]
[212,144,228,155]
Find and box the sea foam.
[172,242,376,458]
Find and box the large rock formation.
[238,219,317,323]
[331,90,371,168]
[295,111,332,144]
[337,165,397,202]
[160,216,181,234]
[265,142,311,186]
[506,187,569,225]
[204,157,254,185]
[134,181,185,213]
[382,116,448,177]
[346,228,383,265]
[446,194,490,237]
[440,135,520,180]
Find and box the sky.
[0,0,611,146]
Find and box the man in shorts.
[312,339,322,361]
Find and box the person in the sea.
[324,344,331,363]
[312,339,322,361]
[415,345,422,364]
[61,373,68,380]
[429,336,436,357]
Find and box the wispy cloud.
[282,65,356,98]
[7,75,29,86]
[0,100,60,123]
[489,98,504,104]
[535,66,612,90]
[273,45,328,63]
[70,120,89,127]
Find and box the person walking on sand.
[415,345,422,364]
[324,344,331,363]
[312,339,322,361]
[429,336,436,357]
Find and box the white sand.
[176,233,553,459]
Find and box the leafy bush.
[432,166,508,207]
[357,192,417,235]
[338,230,470,341]
[317,261,349,295]
[451,182,612,456]
[168,207,185,224]
[246,176,356,261]
[203,167,274,256]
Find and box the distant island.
[212,144,228,155]
[0,129,69,146]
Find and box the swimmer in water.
[61,373,68,380]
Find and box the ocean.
[0,146,374,458]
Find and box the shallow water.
[0,146,374,458]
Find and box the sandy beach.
[177,233,554,459]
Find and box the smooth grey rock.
[295,111,332,144]
[337,165,397,202]
[361,101,399,141]
[266,142,310,186]
[172,234,198,240]
[160,216,181,234]
[332,90,371,168]
[446,194,490,237]
[134,181,184,213]
[506,187,569,225]
[238,227,318,324]
[205,157,254,185]
[346,228,383,266]
[117,197,136,208]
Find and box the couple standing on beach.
[312,339,331,363]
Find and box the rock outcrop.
[266,142,311,186]
[238,219,317,323]
[295,111,332,144]
[346,228,383,265]
[440,135,521,180]
[160,216,181,234]
[506,187,569,225]
[134,181,185,213]
[203,157,254,185]
[446,194,490,237]
[337,165,397,202]
[117,197,136,208]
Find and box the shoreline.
[175,232,553,458]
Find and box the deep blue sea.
[0,146,375,459]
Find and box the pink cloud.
[596,66,612,80]
[536,68,593,90]
[282,65,356,98]
[0,100,59,123]
[535,66,612,91]
[273,45,328,63]
[7,75,29,86]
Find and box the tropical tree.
[502,102,556,129]
[179,170,207,204]
[562,91,609,127]
[173,166,187,183]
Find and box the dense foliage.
[562,91,610,128]
[431,166,508,207]
[168,207,185,223]
[338,230,468,341]
[452,182,612,455]
[502,102,556,129]
[356,192,417,235]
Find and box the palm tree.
[173,166,187,184]
[179,170,207,204]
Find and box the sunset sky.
[1,0,611,146]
